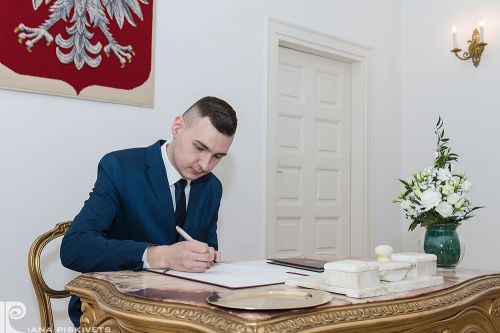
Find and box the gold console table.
[66,269,500,332]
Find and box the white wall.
[401,0,500,271]
[0,0,402,329]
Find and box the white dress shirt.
[142,141,191,268]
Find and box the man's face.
[169,115,234,180]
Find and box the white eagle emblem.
[14,0,149,70]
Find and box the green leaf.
[399,179,412,188]
[408,220,418,231]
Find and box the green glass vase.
[423,224,463,271]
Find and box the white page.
[150,260,320,288]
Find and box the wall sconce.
[450,21,487,67]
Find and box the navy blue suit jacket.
[60,140,222,326]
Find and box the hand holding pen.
[146,227,220,271]
[176,226,221,265]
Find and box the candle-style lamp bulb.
[451,25,458,49]
[478,20,485,42]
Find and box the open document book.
[148,260,321,289]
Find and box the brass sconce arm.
[451,28,487,67]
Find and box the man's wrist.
[146,245,171,269]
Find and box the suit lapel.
[184,176,209,231]
[145,141,175,224]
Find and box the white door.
[268,46,351,258]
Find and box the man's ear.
[171,116,185,138]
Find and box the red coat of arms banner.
[0,0,155,107]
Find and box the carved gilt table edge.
[66,276,257,333]
[66,273,500,333]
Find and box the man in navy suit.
[60,96,237,327]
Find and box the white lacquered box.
[324,260,380,290]
[391,252,437,279]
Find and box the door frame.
[264,18,373,257]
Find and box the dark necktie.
[174,179,188,228]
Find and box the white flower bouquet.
[395,117,482,231]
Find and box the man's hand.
[147,241,221,272]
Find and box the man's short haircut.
[184,96,237,136]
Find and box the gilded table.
[66,269,500,332]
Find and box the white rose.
[446,193,461,205]
[441,184,454,196]
[420,189,441,211]
[436,201,453,218]
[437,168,452,181]
[462,180,472,192]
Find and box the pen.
[175,225,195,242]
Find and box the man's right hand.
[146,241,219,272]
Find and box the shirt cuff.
[142,247,151,269]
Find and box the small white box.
[324,260,380,290]
[391,252,437,279]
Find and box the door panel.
[272,46,351,258]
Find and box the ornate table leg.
[80,300,135,333]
